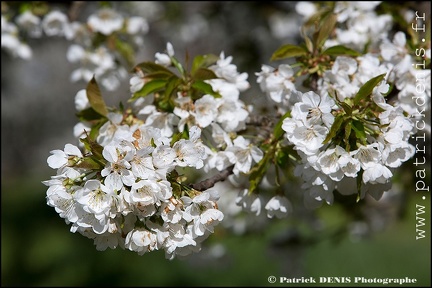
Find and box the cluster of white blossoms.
[326,1,393,51]
[326,1,430,118]
[1,3,149,91]
[43,120,225,259]
[2,12,35,59]
[130,43,265,179]
[131,43,250,136]
[254,1,430,209]
[66,7,149,91]
[281,87,416,208]
[379,31,431,115]
[131,44,293,219]
[44,42,260,258]
[257,54,424,208]
[318,46,430,118]
[44,42,299,256]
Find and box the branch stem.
[190,165,234,191]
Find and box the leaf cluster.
[129,53,222,113]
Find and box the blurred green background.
[1,1,431,287]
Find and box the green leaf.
[301,26,314,53]
[155,94,175,112]
[322,114,344,144]
[89,119,107,141]
[115,38,135,67]
[340,101,352,116]
[304,7,332,27]
[171,56,185,77]
[144,71,176,80]
[170,129,189,146]
[344,121,352,151]
[134,61,175,76]
[76,107,105,122]
[271,44,308,61]
[316,13,337,48]
[191,54,219,74]
[248,156,270,195]
[353,73,386,105]
[273,111,291,140]
[192,68,218,81]
[80,135,104,159]
[191,80,221,98]
[164,76,182,99]
[351,120,367,143]
[322,45,361,57]
[130,79,167,101]
[74,156,104,170]
[118,101,125,113]
[86,77,108,117]
[275,148,290,169]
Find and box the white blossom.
[47,144,83,169]
[235,189,263,216]
[265,195,292,219]
[192,95,220,128]
[125,228,157,255]
[282,118,328,156]
[225,136,263,175]
[16,10,42,37]
[101,143,135,191]
[126,16,149,35]
[87,8,124,35]
[155,42,174,66]
[291,91,335,128]
[362,162,392,185]
[74,89,90,111]
[42,10,68,36]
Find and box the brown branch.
[247,114,275,127]
[68,1,85,22]
[190,165,234,191]
[310,73,318,93]
[246,114,278,142]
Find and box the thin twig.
[247,114,275,127]
[190,165,234,191]
[68,1,85,22]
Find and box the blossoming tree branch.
[4,1,429,259]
